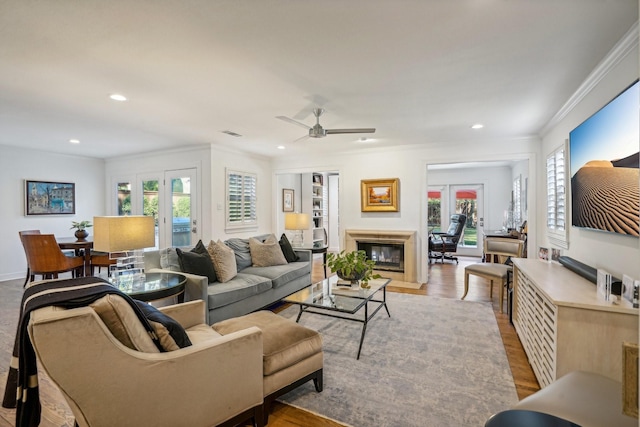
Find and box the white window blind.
[226,169,257,231]
[546,144,568,248]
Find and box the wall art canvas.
[25,180,76,215]
[361,178,399,212]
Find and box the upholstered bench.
[213,310,323,424]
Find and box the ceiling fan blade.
[275,115,311,130]
[325,128,376,134]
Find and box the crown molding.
[540,21,639,137]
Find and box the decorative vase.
[74,229,89,240]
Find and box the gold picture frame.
[361,178,399,212]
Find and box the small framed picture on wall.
[283,188,294,212]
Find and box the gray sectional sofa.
[144,235,311,324]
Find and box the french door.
[450,184,483,257]
[114,168,199,249]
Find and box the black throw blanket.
[2,277,164,427]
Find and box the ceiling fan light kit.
[277,107,375,141]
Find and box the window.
[226,169,257,231]
[546,143,568,248]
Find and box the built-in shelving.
[302,172,327,247]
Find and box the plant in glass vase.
[70,220,92,240]
[326,250,381,288]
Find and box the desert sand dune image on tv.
[569,80,639,237]
[571,152,639,236]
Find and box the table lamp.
[285,212,310,247]
[93,215,155,278]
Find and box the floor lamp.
[285,212,310,247]
[93,216,155,279]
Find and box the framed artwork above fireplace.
[360,178,399,212]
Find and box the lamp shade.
[93,216,155,252]
[285,213,310,231]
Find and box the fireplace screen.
[357,242,404,272]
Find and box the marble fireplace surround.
[344,229,417,283]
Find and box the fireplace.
[357,242,404,272]
[345,229,417,283]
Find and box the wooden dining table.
[57,236,93,277]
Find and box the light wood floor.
[0,255,540,427]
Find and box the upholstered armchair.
[28,299,264,427]
[428,214,467,264]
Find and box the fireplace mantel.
[345,229,417,283]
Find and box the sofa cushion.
[241,261,310,289]
[209,240,238,283]
[185,323,223,345]
[207,273,272,309]
[176,248,218,283]
[279,233,299,262]
[249,235,288,267]
[134,300,192,350]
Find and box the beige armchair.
[28,299,264,427]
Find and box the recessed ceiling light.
[357,137,377,143]
[277,145,286,150]
[69,139,80,144]
[471,123,484,129]
[109,93,127,101]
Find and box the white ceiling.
[0,1,637,160]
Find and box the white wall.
[105,145,212,246]
[540,33,640,279]
[272,140,538,283]
[275,173,302,239]
[1,145,105,281]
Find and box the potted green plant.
[70,220,92,240]
[325,250,381,288]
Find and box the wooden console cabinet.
[512,258,638,387]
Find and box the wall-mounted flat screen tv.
[570,80,639,237]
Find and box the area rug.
[278,293,518,427]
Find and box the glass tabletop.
[109,272,186,301]
[284,275,391,314]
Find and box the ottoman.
[213,310,323,423]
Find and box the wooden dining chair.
[19,230,41,286]
[20,234,85,285]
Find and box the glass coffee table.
[284,275,391,359]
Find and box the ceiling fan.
[276,108,375,140]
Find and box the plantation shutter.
[226,169,257,231]
[546,144,568,248]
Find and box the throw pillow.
[224,237,253,270]
[191,239,209,255]
[159,248,181,271]
[176,248,218,283]
[279,233,299,263]
[209,240,238,282]
[249,234,288,267]
[134,300,192,351]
